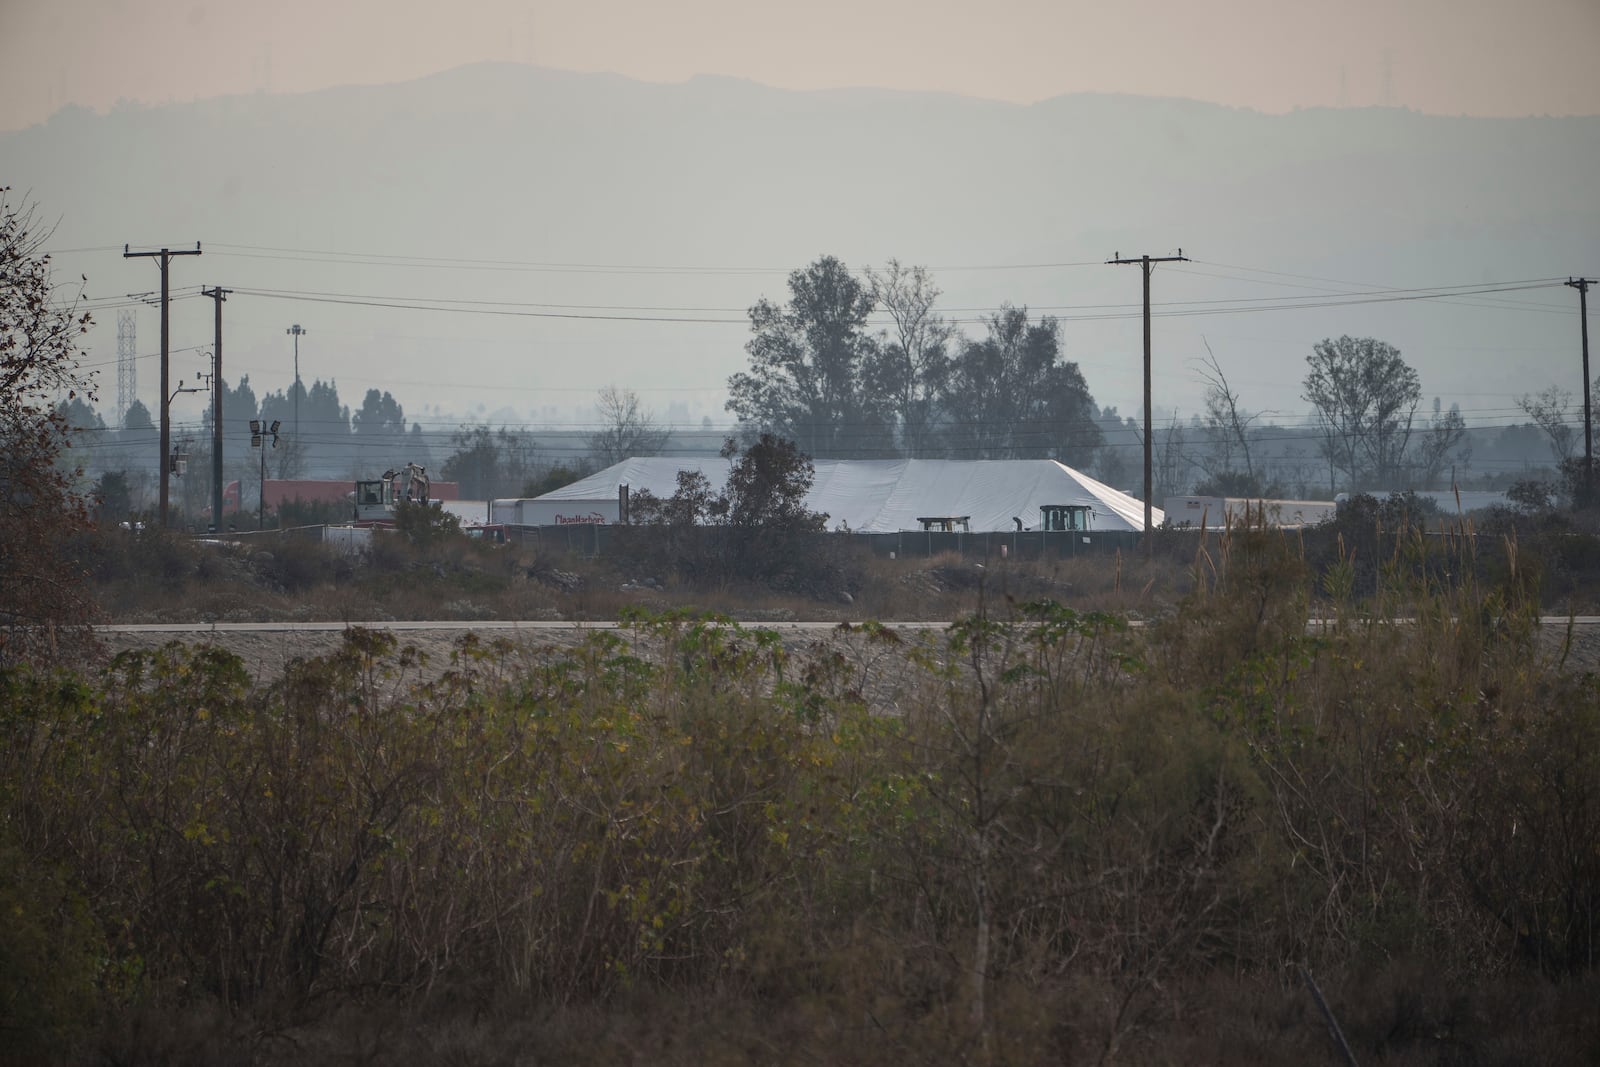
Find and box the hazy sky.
[3,0,1596,455]
[3,0,1598,131]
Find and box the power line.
[205,242,1109,276]
[76,342,212,373]
[1173,263,1571,315]
[234,287,746,323]
[222,277,1570,326]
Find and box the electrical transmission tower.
[117,310,137,428]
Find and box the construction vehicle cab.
[353,463,431,523]
[353,478,394,522]
[1039,504,1094,532]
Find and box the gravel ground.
[100,622,943,714]
[98,615,1600,718]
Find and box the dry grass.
[13,520,1600,1065]
[85,529,1198,624]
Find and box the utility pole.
[1108,249,1189,552]
[202,286,232,531]
[1569,277,1595,505]
[124,243,201,528]
[286,324,307,438]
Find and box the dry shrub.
[9,520,1600,1063]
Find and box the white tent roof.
[537,458,1161,533]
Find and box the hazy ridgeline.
[3,524,1597,1063]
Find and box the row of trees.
[38,244,1584,521]
[724,258,1489,496]
[728,257,1104,464]
[64,377,424,478]
[57,379,678,518]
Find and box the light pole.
[286,324,307,438]
[250,419,282,530]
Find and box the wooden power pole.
[1108,249,1189,551]
[202,286,231,531]
[1569,277,1594,504]
[124,243,201,527]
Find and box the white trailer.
[489,497,620,526]
[1163,496,1338,529]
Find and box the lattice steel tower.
[116,310,137,428]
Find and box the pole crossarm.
[1107,250,1189,552]
[124,243,202,528]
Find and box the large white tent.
[533,458,1161,533]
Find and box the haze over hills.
[3,62,1596,439]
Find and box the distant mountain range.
[4,63,1596,432]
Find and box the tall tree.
[588,384,670,466]
[442,424,540,499]
[865,260,952,457]
[304,379,350,437]
[0,189,97,663]
[1302,335,1421,492]
[935,306,1103,465]
[1196,341,1260,484]
[113,398,157,485]
[91,469,133,526]
[122,397,154,434]
[352,388,406,436]
[726,255,891,458]
[1517,385,1578,465]
[55,396,103,433]
[626,434,831,590]
[407,422,436,471]
[221,375,258,430]
[1154,413,1193,501]
[198,376,259,491]
[1092,406,1140,488]
[716,433,827,532]
[260,377,349,473]
[53,396,104,477]
[1413,398,1471,488]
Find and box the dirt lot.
[100,622,943,714]
[99,613,1600,719]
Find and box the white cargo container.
[1163,496,1337,529]
[323,524,374,554]
[490,497,620,526]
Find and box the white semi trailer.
[489,498,621,526]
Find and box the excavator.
[353,463,432,524]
